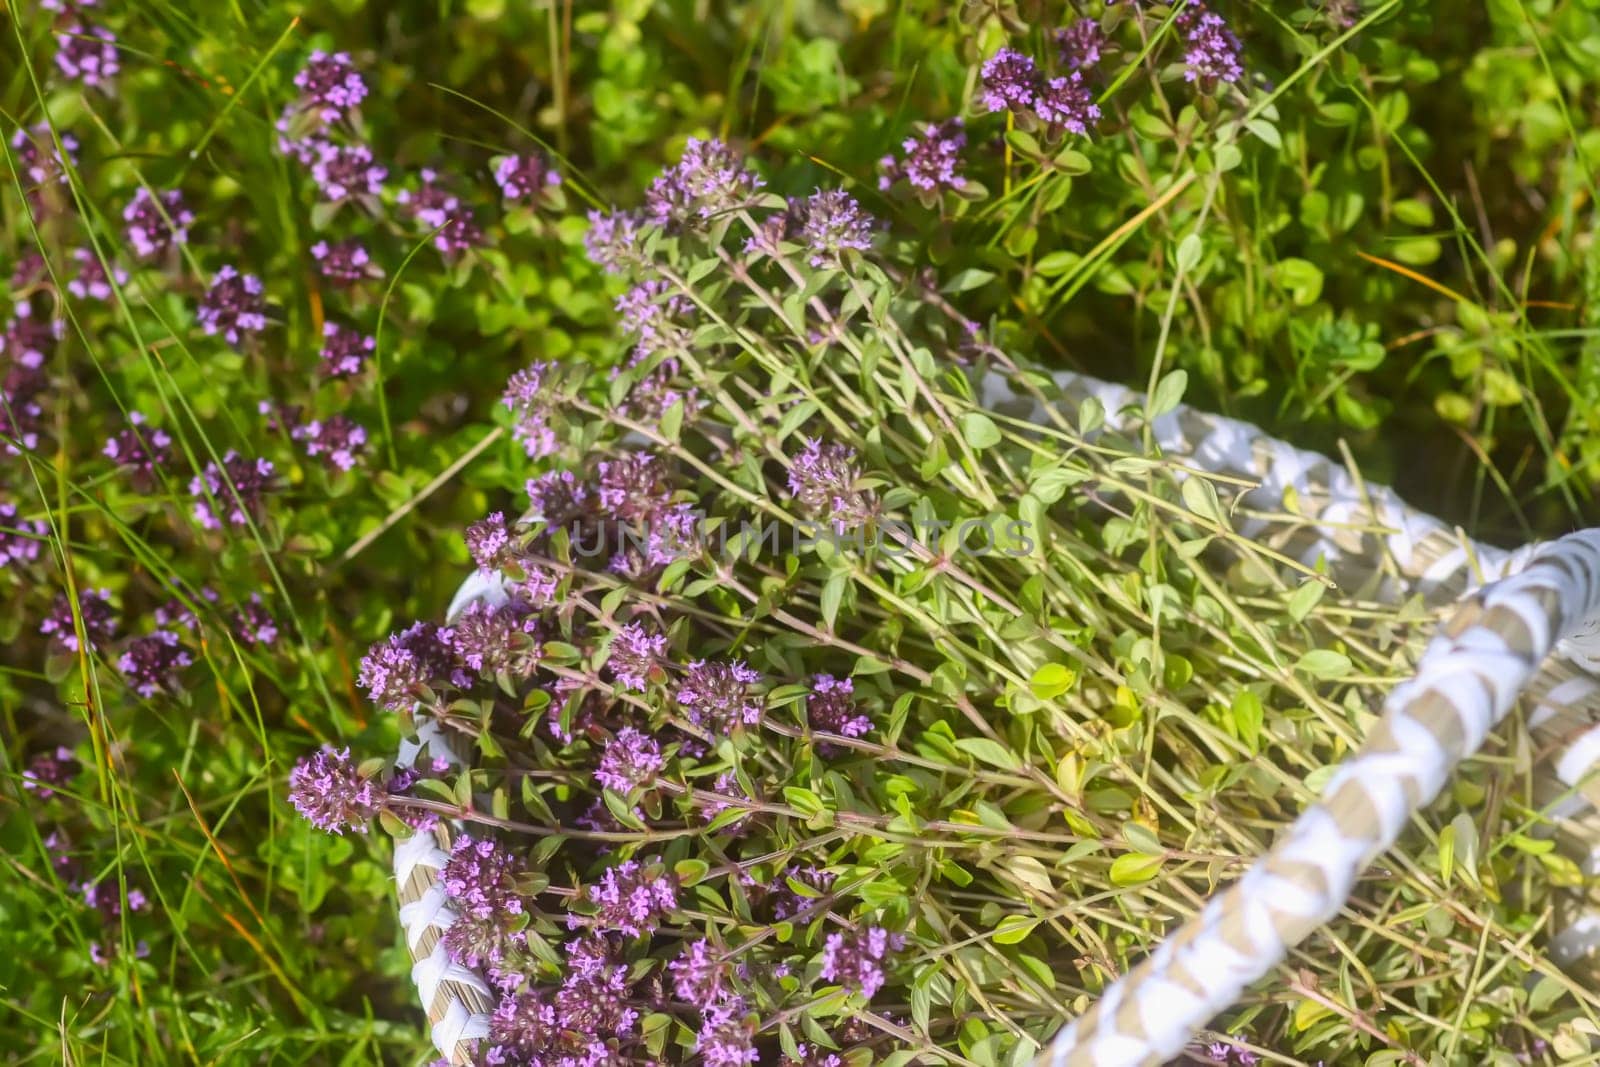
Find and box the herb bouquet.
[290,140,1595,1067]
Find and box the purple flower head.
[292,51,368,123]
[122,188,193,259]
[39,588,118,652]
[396,167,460,229]
[0,503,47,569]
[698,770,752,827]
[310,239,379,286]
[798,189,875,268]
[788,438,874,530]
[1057,20,1106,70]
[55,21,119,89]
[614,279,694,355]
[669,938,729,1004]
[494,153,561,202]
[67,248,128,301]
[441,835,527,919]
[503,362,552,414]
[643,501,700,569]
[1034,72,1101,135]
[525,470,590,527]
[646,138,765,229]
[11,124,79,195]
[318,322,374,378]
[769,864,835,921]
[808,674,873,738]
[818,926,903,1000]
[3,305,64,368]
[697,997,759,1067]
[596,451,671,522]
[485,990,559,1061]
[232,593,278,646]
[117,630,193,697]
[153,587,217,632]
[583,208,645,275]
[553,936,640,1044]
[676,659,763,734]
[433,210,485,256]
[189,451,276,530]
[784,1046,846,1067]
[1179,6,1244,88]
[465,512,517,574]
[447,599,541,677]
[1,354,48,455]
[607,622,667,692]
[574,857,677,937]
[196,266,268,346]
[879,118,967,193]
[981,48,1040,113]
[616,355,698,425]
[292,414,368,471]
[288,746,383,833]
[22,746,80,798]
[310,141,386,201]
[595,727,664,794]
[11,252,48,291]
[358,620,459,711]
[103,411,172,488]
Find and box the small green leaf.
[942,268,995,294]
[959,412,1002,450]
[1287,580,1325,622]
[1295,649,1352,679]
[1175,233,1202,274]
[992,914,1039,945]
[1109,851,1164,886]
[1029,663,1076,700]
[953,737,1022,771]
[1149,369,1188,417]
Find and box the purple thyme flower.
[432,210,485,256]
[787,438,874,530]
[0,502,47,568]
[642,501,700,569]
[318,322,374,378]
[596,451,671,522]
[595,727,664,794]
[310,141,386,201]
[616,354,698,424]
[117,630,193,697]
[783,1045,846,1067]
[818,926,903,1000]
[122,187,193,259]
[292,51,368,123]
[1,354,48,455]
[697,770,752,827]
[441,835,527,919]
[484,990,559,1061]
[494,152,561,202]
[676,659,763,734]
[358,621,460,711]
[67,248,127,301]
[808,674,872,737]
[980,48,1040,113]
[196,266,268,345]
[447,599,541,676]
[1034,72,1101,135]
[697,998,759,1067]
[554,936,641,1046]
[189,452,276,529]
[465,512,515,574]
[1057,20,1106,70]
[11,124,79,195]
[646,138,765,228]
[668,938,729,1004]
[525,470,590,526]
[3,305,64,367]
[103,412,172,488]
[22,746,79,798]
[39,588,118,652]
[574,857,677,937]
[607,622,667,691]
[11,251,48,291]
[583,208,645,275]
[768,864,835,921]
[153,587,217,632]
[232,593,279,646]
[1178,5,1244,89]
[878,118,967,193]
[55,21,119,89]
[614,279,694,355]
[292,414,367,471]
[310,239,379,285]
[798,189,875,268]
[288,746,383,833]
[396,167,460,229]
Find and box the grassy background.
[3,0,1600,1062]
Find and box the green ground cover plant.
[4,0,1600,1064]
